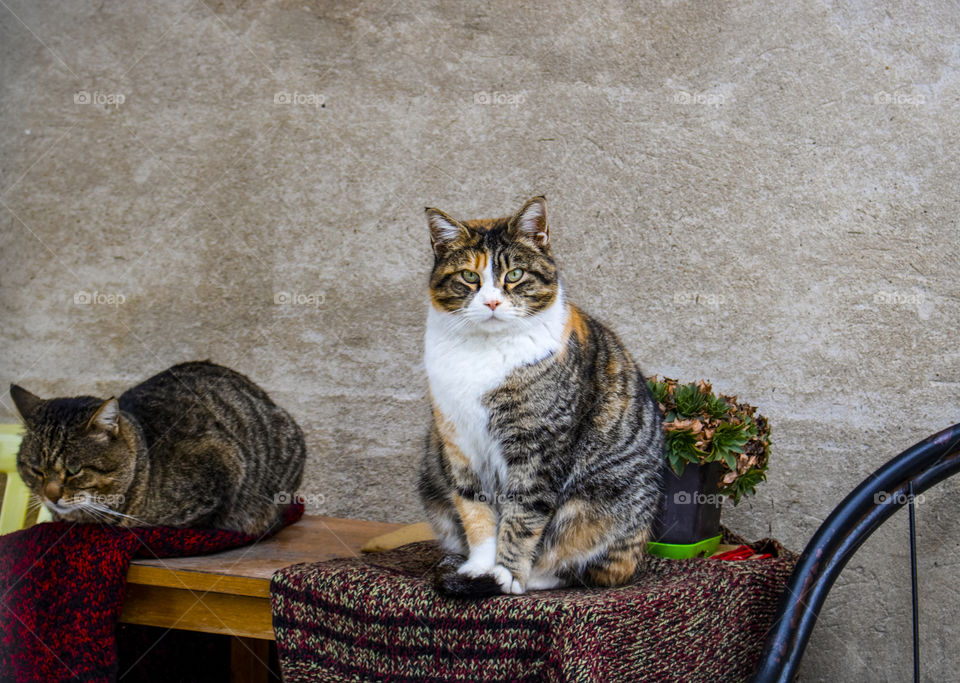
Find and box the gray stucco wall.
[2,1,958,679]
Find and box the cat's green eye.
[65,464,82,477]
[505,268,524,283]
[461,270,480,284]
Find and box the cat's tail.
[432,554,502,599]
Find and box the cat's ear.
[87,398,120,438]
[509,196,549,247]
[426,207,470,255]
[10,384,43,425]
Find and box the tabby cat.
[10,360,305,536]
[419,196,664,597]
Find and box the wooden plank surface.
[120,583,276,639]
[126,515,403,596]
[125,565,273,598]
[120,516,405,639]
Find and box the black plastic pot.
[653,460,723,545]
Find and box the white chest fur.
[424,290,568,494]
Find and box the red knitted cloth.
[0,504,303,683]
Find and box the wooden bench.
[120,515,403,682]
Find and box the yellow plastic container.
[0,424,51,533]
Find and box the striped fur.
[10,361,306,535]
[418,197,664,597]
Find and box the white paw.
[526,571,566,591]
[458,556,495,577]
[490,564,525,595]
[457,537,496,577]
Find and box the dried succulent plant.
[647,376,770,504]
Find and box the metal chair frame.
[753,423,960,682]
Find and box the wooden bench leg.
[230,636,274,683]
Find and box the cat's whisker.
[84,502,150,526]
[62,495,112,518]
[79,503,121,525]
[445,310,475,332]
[77,505,109,523]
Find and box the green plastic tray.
[646,534,722,559]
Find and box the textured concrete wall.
[2,1,958,679]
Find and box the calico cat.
[10,360,306,536]
[419,196,664,597]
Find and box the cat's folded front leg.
[491,498,549,595]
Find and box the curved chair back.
[753,423,960,682]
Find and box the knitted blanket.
[0,504,303,683]
[272,532,796,683]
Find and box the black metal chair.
[752,422,960,682]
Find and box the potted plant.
[645,376,771,558]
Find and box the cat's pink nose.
[485,300,501,310]
[44,481,62,503]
